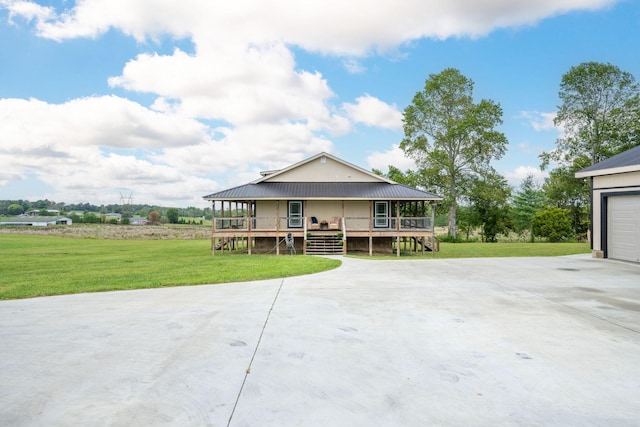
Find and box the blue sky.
[1,0,638,207]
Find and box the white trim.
[576,164,640,178]
[374,201,389,228]
[288,200,303,228]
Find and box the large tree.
[400,68,508,238]
[541,62,640,168]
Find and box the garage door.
[607,195,640,263]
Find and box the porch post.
[431,201,436,258]
[275,200,280,256]
[247,201,252,255]
[369,200,373,256]
[211,201,216,256]
[221,201,225,254]
[396,201,401,258]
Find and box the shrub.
[532,208,573,242]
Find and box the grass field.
[0,233,591,300]
[0,235,341,300]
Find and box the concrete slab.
[1,255,639,426]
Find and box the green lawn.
[357,241,591,259]
[0,235,341,300]
[432,241,591,258]
[0,234,591,300]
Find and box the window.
[374,201,389,228]
[288,201,303,228]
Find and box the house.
[203,152,443,256]
[104,213,122,222]
[129,217,149,225]
[0,216,73,227]
[575,145,640,263]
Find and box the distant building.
[0,216,73,227]
[129,217,149,226]
[25,209,60,216]
[104,213,122,221]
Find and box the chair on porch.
[309,216,320,230]
[328,217,340,230]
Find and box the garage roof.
[576,145,640,178]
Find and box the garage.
[576,145,640,263]
[607,195,640,263]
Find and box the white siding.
[264,156,382,183]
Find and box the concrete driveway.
[1,255,639,426]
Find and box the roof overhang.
[203,182,443,202]
[575,164,640,178]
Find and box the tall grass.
[0,235,340,300]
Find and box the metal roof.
[0,216,72,225]
[203,182,442,201]
[576,145,640,177]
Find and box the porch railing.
[214,216,432,232]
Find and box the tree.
[542,157,590,237]
[532,208,573,242]
[400,68,508,238]
[511,174,545,242]
[7,203,24,215]
[166,208,180,224]
[148,210,161,224]
[541,62,640,168]
[465,170,512,242]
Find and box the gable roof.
[252,152,395,184]
[204,152,442,201]
[575,145,640,178]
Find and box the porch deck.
[211,216,439,256]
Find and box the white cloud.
[1,0,54,24]
[366,145,417,172]
[0,96,337,206]
[518,111,558,132]
[342,58,366,74]
[342,95,403,130]
[503,166,549,187]
[7,0,617,52]
[108,44,348,133]
[1,0,618,205]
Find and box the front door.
[288,201,303,228]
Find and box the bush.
[532,208,573,242]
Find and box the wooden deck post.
[211,201,216,256]
[275,200,280,256]
[396,201,401,258]
[247,201,252,255]
[369,200,373,256]
[431,201,436,258]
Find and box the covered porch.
[210,199,439,257]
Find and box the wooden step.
[306,235,344,255]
